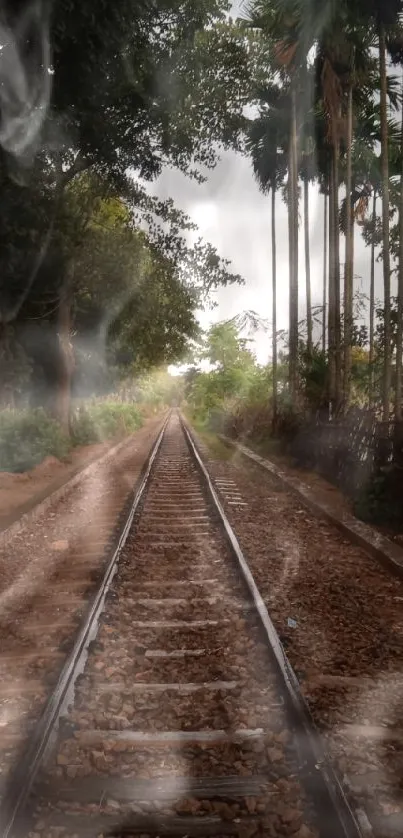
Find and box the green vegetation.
[185,319,299,443]
[4,0,403,523]
[0,0,248,439]
[242,0,403,421]
[0,402,144,473]
[71,403,143,447]
[0,409,72,473]
[184,313,403,527]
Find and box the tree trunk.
[54,279,75,435]
[322,190,328,352]
[333,141,342,411]
[343,81,354,411]
[369,191,377,408]
[328,163,336,411]
[304,178,312,355]
[395,99,403,421]
[379,24,392,421]
[288,82,299,403]
[271,182,278,427]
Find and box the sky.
[156,149,387,365]
[154,0,391,367]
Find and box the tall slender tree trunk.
[395,97,403,421]
[343,81,354,410]
[271,183,278,426]
[54,270,75,435]
[322,190,328,352]
[288,82,299,402]
[333,141,342,411]
[328,162,336,411]
[369,191,377,408]
[304,177,312,354]
[379,24,392,421]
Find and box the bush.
[0,408,71,472]
[71,402,142,445]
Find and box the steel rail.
[1,410,364,838]
[0,414,169,838]
[181,415,364,838]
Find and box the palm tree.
[369,190,377,407]
[288,77,299,399]
[395,86,403,420]
[343,57,355,409]
[242,0,305,401]
[341,31,375,409]
[316,45,343,410]
[245,84,288,420]
[245,0,403,419]
[303,177,312,353]
[300,88,316,356]
[271,179,278,421]
[362,0,403,417]
[352,87,400,407]
[322,190,328,351]
[316,9,382,411]
[379,24,393,420]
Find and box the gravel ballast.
[192,426,403,837]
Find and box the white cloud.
[153,148,386,362]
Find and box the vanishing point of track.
[1,412,364,838]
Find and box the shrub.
[71,402,142,445]
[0,408,71,472]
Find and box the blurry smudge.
[0,0,52,160]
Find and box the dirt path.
[0,414,165,794]
[0,416,162,531]
[0,443,109,527]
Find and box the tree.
[245,81,288,422]
[343,51,355,409]
[242,1,302,402]
[357,0,403,418]
[322,190,328,352]
[379,23,392,420]
[300,73,317,357]
[7,175,243,417]
[395,92,403,420]
[0,0,250,427]
[369,190,378,407]
[271,179,278,422]
[303,177,312,354]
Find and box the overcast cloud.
[155,148,388,364]
[153,0,390,364]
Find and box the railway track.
[1,412,363,838]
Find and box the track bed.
[1,415,361,838]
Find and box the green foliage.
[134,370,184,408]
[204,321,254,367]
[0,0,248,425]
[71,403,142,445]
[0,409,71,473]
[186,318,272,433]
[45,0,250,185]
[298,345,329,411]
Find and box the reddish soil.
[0,415,165,792]
[262,450,352,518]
[196,430,403,836]
[0,442,114,527]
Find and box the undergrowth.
[0,403,143,473]
[71,402,142,445]
[0,408,71,473]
